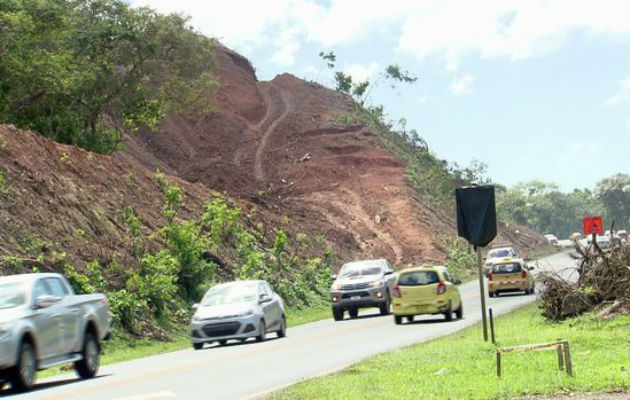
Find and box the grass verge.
[40,304,332,378]
[270,304,630,400]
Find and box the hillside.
[120,44,544,264]
[0,44,545,275]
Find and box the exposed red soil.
[120,43,545,266]
[0,43,545,273]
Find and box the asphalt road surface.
[3,252,576,400]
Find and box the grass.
[270,304,630,400]
[39,304,333,378]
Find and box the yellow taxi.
[487,257,535,297]
[392,265,462,324]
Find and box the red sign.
[583,216,603,235]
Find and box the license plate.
[351,296,361,300]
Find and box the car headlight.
[332,283,343,291]
[369,280,381,289]
[237,309,254,317]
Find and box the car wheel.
[455,303,463,320]
[444,302,453,321]
[394,315,402,325]
[74,333,100,379]
[218,340,228,346]
[193,342,204,350]
[332,307,344,321]
[9,341,36,391]
[348,307,359,319]
[256,320,266,342]
[379,292,391,315]
[277,315,287,338]
[405,315,414,323]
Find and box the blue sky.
[136,0,629,191]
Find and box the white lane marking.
[113,391,177,400]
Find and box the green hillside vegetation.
[61,172,334,338]
[0,0,216,153]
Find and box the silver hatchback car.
[190,280,286,350]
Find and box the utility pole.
[476,246,489,342]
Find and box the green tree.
[0,0,217,153]
[595,173,630,229]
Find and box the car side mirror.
[384,270,394,275]
[454,279,462,285]
[259,294,272,304]
[192,303,200,310]
[528,266,535,271]
[330,274,337,281]
[35,294,61,309]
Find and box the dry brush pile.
[538,241,630,321]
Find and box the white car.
[190,280,286,350]
[544,234,559,245]
[484,247,517,275]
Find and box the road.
[3,252,575,400]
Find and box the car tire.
[277,315,287,338]
[394,315,402,325]
[74,333,100,379]
[405,315,414,323]
[193,343,204,350]
[455,303,463,320]
[9,341,36,392]
[332,307,344,321]
[444,302,453,321]
[379,292,391,315]
[218,340,227,346]
[256,320,266,342]
[348,307,359,319]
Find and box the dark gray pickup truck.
[0,273,110,392]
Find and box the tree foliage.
[496,176,630,238]
[0,0,217,153]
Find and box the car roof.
[0,273,62,284]
[341,259,388,268]
[488,247,514,254]
[491,257,523,265]
[399,265,447,273]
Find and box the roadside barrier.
[496,340,573,377]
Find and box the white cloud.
[449,74,474,96]
[604,77,630,107]
[343,62,380,82]
[398,0,629,71]
[134,0,629,72]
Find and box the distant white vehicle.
[544,234,559,245]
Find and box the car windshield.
[488,249,510,258]
[200,283,257,306]
[0,282,28,309]
[398,271,439,286]
[492,263,522,274]
[339,263,382,278]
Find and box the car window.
[0,282,28,309]
[32,279,52,301]
[339,264,382,278]
[200,283,258,306]
[492,263,522,274]
[263,282,274,296]
[398,271,439,286]
[488,249,510,258]
[443,270,453,283]
[46,278,68,298]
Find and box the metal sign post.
[476,246,489,342]
[456,185,496,342]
